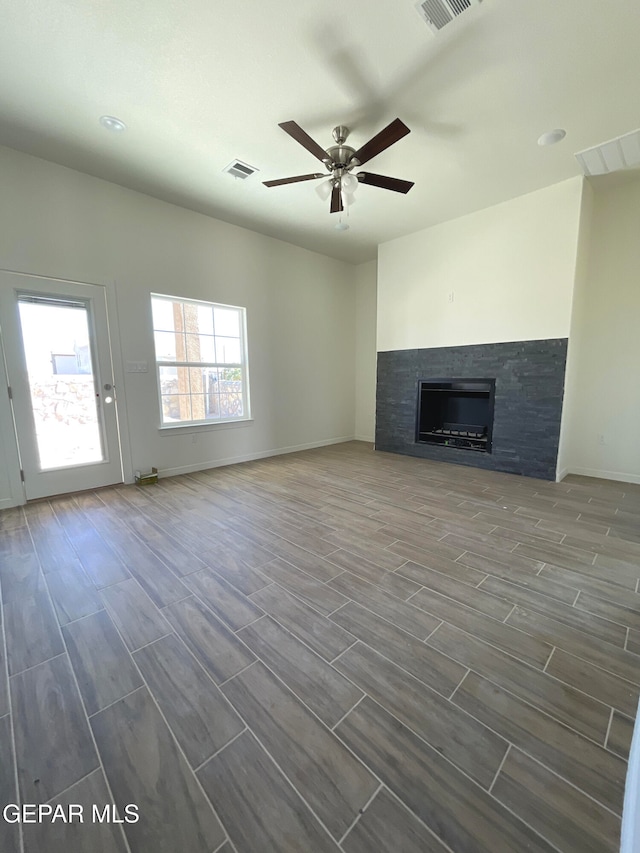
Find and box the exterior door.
[0,273,123,499]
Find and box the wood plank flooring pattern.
[0,442,639,852]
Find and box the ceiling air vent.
[575,128,640,176]
[223,160,258,180]
[415,0,482,33]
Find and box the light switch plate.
[125,361,149,373]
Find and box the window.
[151,294,250,427]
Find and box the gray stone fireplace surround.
[375,338,568,480]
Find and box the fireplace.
[416,379,495,453]
[376,339,567,479]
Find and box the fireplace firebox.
[416,379,495,453]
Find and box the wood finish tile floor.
[1,442,639,852]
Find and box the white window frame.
[151,293,251,430]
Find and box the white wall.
[354,259,377,442]
[0,145,356,505]
[558,176,640,484]
[377,177,584,352]
[556,178,594,480]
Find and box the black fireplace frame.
[415,377,496,454]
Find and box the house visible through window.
[151,294,249,427]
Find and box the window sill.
[158,418,254,435]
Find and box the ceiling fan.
[263,118,414,213]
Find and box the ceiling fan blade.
[352,118,410,165]
[357,172,414,194]
[330,184,343,214]
[278,121,329,163]
[263,173,325,187]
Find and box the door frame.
[0,268,134,505]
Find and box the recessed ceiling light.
[99,115,127,132]
[537,129,566,147]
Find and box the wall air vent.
[415,0,482,33]
[575,128,640,177]
[223,160,258,180]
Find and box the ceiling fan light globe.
[341,173,358,193]
[315,179,333,201]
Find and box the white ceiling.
[1,0,639,264]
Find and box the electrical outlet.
[597,434,606,445]
[448,291,455,303]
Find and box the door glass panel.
[18,299,104,470]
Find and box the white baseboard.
[155,435,356,479]
[354,434,374,443]
[559,466,640,486]
[556,467,569,483]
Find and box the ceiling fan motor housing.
[326,126,359,174]
[325,144,358,171]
